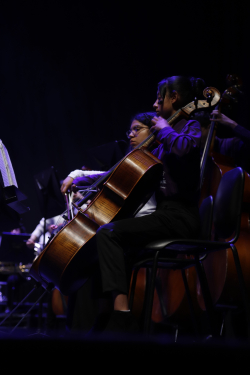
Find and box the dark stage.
[0,328,250,370]
[0,275,250,367]
[0,0,250,359]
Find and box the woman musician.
[63,75,205,334]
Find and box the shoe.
[104,311,139,333]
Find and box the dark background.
[0,0,249,233]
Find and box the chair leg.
[195,256,217,337]
[128,267,139,311]
[143,251,160,334]
[155,272,167,319]
[181,269,200,338]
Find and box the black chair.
[129,194,214,338]
[129,167,249,338]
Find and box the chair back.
[213,167,244,241]
[199,195,213,240]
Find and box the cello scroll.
[181,87,221,117]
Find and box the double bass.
[29,87,220,296]
[197,76,250,314]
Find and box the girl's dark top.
[152,118,201,206]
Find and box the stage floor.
[0,328,249,371]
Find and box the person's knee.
[96,223,115,242]
[96,222,125,251]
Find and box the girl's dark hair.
[132,111,156,128]
[158,76,206,107]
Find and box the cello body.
[30,147,163,295]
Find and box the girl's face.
[127,120,151,149]
[153,89,177,119]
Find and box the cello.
[29,87,220,296]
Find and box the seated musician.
[195,110,250,173]
[65,76,204,334]
[64,112,157,332]
[27,164,105,251]
[26,216,63,251]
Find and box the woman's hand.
[151,116,171,132]
[211,110,238,129]
[26,237,37,249]
[61,176,74,194]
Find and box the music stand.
[34,166,65,247]
[0,170,29,232]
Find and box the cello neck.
[137,87,220,152]
[136,108,184,150]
